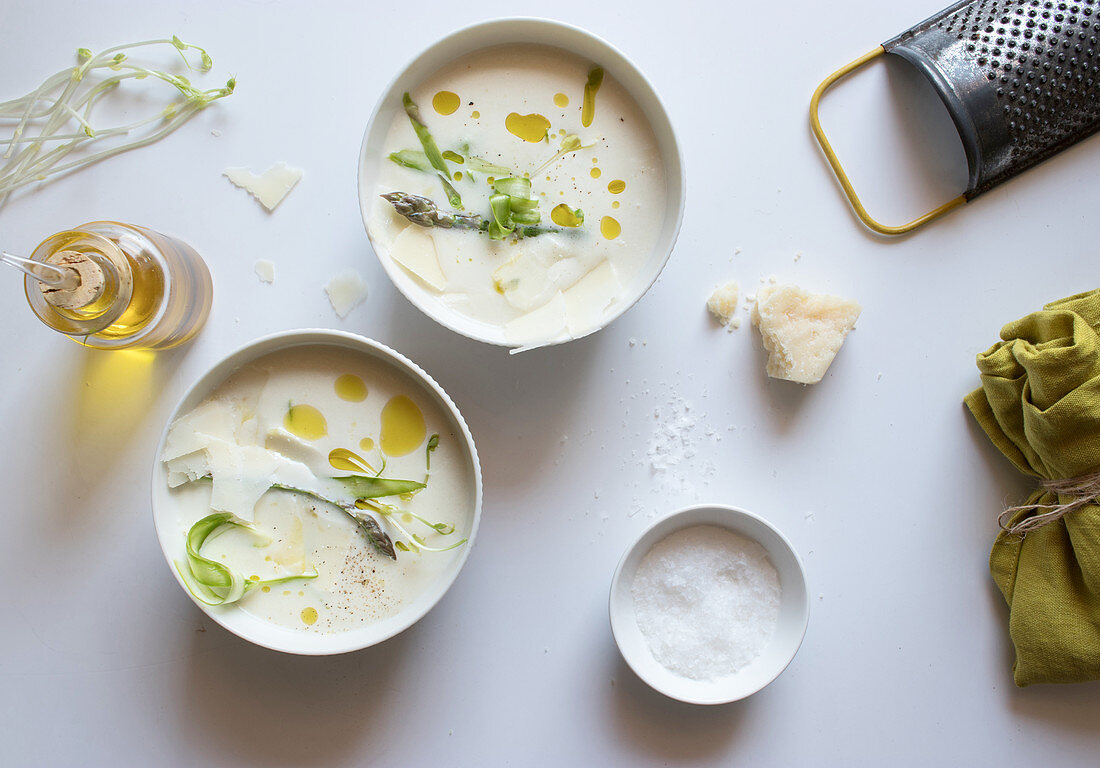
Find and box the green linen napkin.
[964,288,1100,686]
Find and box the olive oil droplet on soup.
[553,92,569,108]
[380,395,426,456]
[328,448,375,473]
[551,204,584,228]
[334,374,367,402]
[505,112,551,143]
[284,404,327,441]
[301,607,319,626]
[600,216,621,240]
[432,90,460,116]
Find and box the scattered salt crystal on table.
[632,525,781,680]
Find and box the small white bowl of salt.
[609,504,809,704]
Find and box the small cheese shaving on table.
[223,161,303,210]
[751,284,861,384]
[254,260,275,284]
[325,270,369,319]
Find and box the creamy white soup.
[161,346,474,634]
[367,43,667,348]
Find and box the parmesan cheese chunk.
[223,162,303,211]
[706,280,740,327]
[390,226,446,291]
[751,284,861,384]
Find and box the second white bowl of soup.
[152,330,482,655]
[359,18,684,351]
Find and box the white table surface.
[3,1,1100,765]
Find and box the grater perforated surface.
[884,0,1100,197]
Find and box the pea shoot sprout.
[0,37,235,210]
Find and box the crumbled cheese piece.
[390,226,446,291]
[223,162,303,211]
[706,280,740,326]
[325,270,368,318]
[254,260,275,284]
[751,284,861,384]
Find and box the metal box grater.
[811,0,1100,234]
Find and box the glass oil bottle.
[22,221,212,351]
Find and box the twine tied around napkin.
[999,468,1100,534]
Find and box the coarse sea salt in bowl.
[357,17,685,352]
[151,329,482,655]
[609,504,809,705]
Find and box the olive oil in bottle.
[22,221,212,350]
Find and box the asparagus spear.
[273,475,427,561]
[381,192,563,239]
[402,92,462,209]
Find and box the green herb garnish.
[0,38,235,210]
[388,149,432,172]
[466,156,511,176]
[356,498,466,554]
[402,91,460,208]
[176,513,318,606]
[437,173,463,210]
[534,134,595,174]
[381,192,563,240]
[426,433,439,471]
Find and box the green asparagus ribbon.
[964,288,1100,686]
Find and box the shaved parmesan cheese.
[164,417,327,521]
[325,270,368,319]
[751,284,861,384]
[223,162,303,211]
[254,260,275,284]
[504,291,568,348]
[562,260,620,337]
[163,400,239,463]
[390,226,446,291]
[492,251,554,312]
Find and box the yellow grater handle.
[809,47,967,236]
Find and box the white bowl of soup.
[151,330,482,655]
[358,18,685,351]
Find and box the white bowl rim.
[356,15,687,349]
[609,503,810,705]
[150,328,483,655]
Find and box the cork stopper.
[38,250,106,310]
